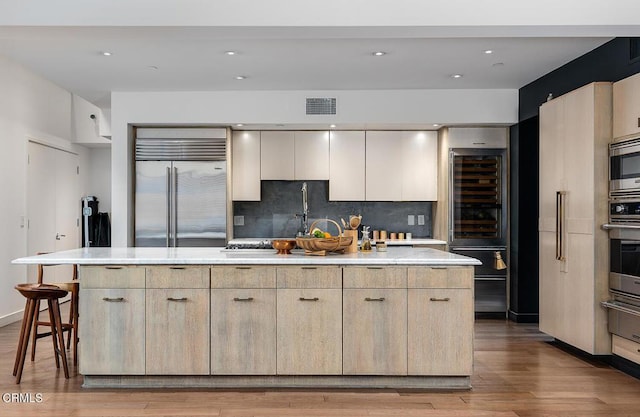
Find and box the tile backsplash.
[233,181,433,238]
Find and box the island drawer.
[276,266,341,288]
[343,266,407,288]
[80,265,145,289]
[146,266,210,288]
[408,266,473,289]
[211,266,276,288]
[612,334,640,365]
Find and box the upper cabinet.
[366,131,438,201]
[232,131,261,201]
[329,131,365,201]
[261,131,295,180]
[613,72,640,141]
[71,94,111,144]
[260,131,330,181]
[447,127,507,149]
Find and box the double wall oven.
[603,138,640,349]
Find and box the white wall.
[0,54,92,326]
[88,148,112,214]
[111,88,518,246]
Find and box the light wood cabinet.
[79,265,145,375]
[613,72,640,141]
[407,288,473,375]
[365,131,438,201]
[276,288,342,375]
[329,131,365,200]
[232,131,261,200]
[343,289,407,375]
[538,82,612,355]
[145,288,210,375]
[211,289,276,375]
[261,131,294,180]
[294,131,330,180]
[407,266,473,376]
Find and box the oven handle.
[602,223,640,230]
[601,301,640,317]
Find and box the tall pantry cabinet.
[538,82,611,355]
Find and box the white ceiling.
[0,26,614,110]
[2,0,639,118]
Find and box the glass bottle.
[361,226,372,252]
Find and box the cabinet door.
[613,72,640,140]
[261,131,294,180]
[232,131,261,201]
[146,289,210,375]
[407,288,473,375]
[365,131,402,201]
[276,289,342,375]
[295,131,330,180]
[343,289,407,375]
[538,230,563,339]
[401,131,438,201]
[79,289,145,375]
[329,131,365,201]
[539,96,565,233]
[211,289,276,375]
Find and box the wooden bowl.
[272,239,297,254]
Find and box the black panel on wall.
[233,181,433,239]
[510,37,640,323]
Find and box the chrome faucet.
[300,182,309,236]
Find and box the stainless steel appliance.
[449,148,508,314]
[602,198,640,349]
[134,128,227,247]
[610,138,640,197]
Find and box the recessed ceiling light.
[451,74,463,79]
[101,51,112,56]
[372,51,387,56]
[433,124,440,127]
[236,123,244,127]
[330,124,336,128]
[225,51,237,56]
[484,50,493,54]
[235,75,247,80]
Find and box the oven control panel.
[611,200,640,220]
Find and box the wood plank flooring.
[1,311,640,417]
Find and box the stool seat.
[13,283,70,384]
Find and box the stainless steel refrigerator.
[134,128,227,247]
[448,148,507,314]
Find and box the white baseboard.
[0,310,24,328]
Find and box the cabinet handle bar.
[233,297,254,302]
[299,297,319,301]
[167,297,188,302]
[301,267,317,270]
[102,297,124,302]
[430,297,450,302]
[169,267,186,270]
[365,297,385,302]
[235,266,252,270]
[105,266,123,270]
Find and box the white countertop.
[227,238,447,246]
[12,246,480,266]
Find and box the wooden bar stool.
[30,255,79,366]
[13,283,70,384]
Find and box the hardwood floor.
[1,313,640,417]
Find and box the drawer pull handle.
[170,266,186,270]
[633,334,640,340]
[430,297,450,302]
[365,297,385,302]
[105,266,123,270]
[299,297,319,301]
[367,267,383,270]
[431,266,447,270]
[167,297,188,302]
[235,266,252,270]
[233,297,254,302]
[301,267,317,270]
[102,297,124,302]
[634,281,640,285]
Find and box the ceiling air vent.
[306,97,336,115]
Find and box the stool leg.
[15,298,37,384]
[72,290,79,366]
[29,299,41,361]
[51,299,69,379]
[47,299,61,369]
[13,299,32,376]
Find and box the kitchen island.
[13,246,480,389]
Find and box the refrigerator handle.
[173,166,178,247]
[166,167,171,247]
